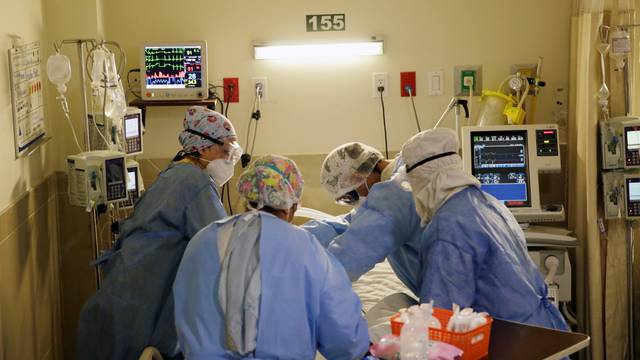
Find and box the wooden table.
[365,294,589,359]
[488,318,589,359]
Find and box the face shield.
[223,140,243,164]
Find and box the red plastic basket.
[390,307,493,360]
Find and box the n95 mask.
[206,159,235,186]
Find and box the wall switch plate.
[427,70,444,96]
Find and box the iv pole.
[54,39,102,288]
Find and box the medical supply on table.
[390,306,493,360]
[400,304,431,360]
[370,335,463,360]
[369,334,401,359]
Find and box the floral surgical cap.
[178,106,236,153]
[320,142,384,199]
[237,155,304,210]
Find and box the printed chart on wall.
[8,41,46,157]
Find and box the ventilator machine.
[461,124,577,315]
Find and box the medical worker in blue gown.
[77,106,243,360]
[301,143,425,296]
[400,128,569,330]
[173,155,370,360]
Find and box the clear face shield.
[223,140,243,164]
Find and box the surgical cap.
[178,106,236,153]
[402,128,459,169]
[320,142,384,199]
[401,128,480,225]
[237,155,304,210]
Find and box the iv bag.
[46,53,72,94]
[610,29,631,69]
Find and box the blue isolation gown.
[76,162,227,360]
[173,212,370,360]
[419,186,569,330]
[302,178,424,296]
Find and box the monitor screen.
[626,177,640,217]
[628,179,640,201]
[625,126,640,150]
[127,169,138,191]
[105,158,125,185]
[470,130,531,207]
[124,114,140,139]
[144,45,203,89]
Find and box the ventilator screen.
[470,130,531,207]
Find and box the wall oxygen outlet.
[251,77,268,101]
[454,65,482,96]
[372,72,389,97]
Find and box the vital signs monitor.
[141,41,208,100]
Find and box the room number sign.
[306,14,346,32]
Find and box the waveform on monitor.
[146,62,185,71]
[147,71,186,79]
[145,48,185,56]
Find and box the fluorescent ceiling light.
[254,40,384,60]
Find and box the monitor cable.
[241,85,262,168]
[406,85,421,132]
[378,86,389,158]
[224,83,235,117]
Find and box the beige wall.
[0,0,53,213]
[102,0,572,160]
[0,175,62,360]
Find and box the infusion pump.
[67,151,127,209]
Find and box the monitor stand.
[513,204,565,223]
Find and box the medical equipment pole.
[627,222,635,360]
[58,38,102,288]
[78,40,102,289]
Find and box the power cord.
[226,182,233,215]
[241,84,262,168]
[405,85,421,132]
[126,68,142,99]
[224,83,235,117]
[207,84,226,113]
[378,86,389,158]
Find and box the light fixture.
[253,38,384,60]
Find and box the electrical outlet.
[454,65,482,96]
[251,77,268,101]
[223,77,239,103]
[372,72,388,97]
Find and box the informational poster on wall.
[8,41,46,157]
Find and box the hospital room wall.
[101,0,571,213]
[0,0,107,358]
[0,0,62,359]
[102,0,572,159]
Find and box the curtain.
[570,1,638,359]
[569,3,605,360]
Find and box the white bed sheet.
[352,259,414,312]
